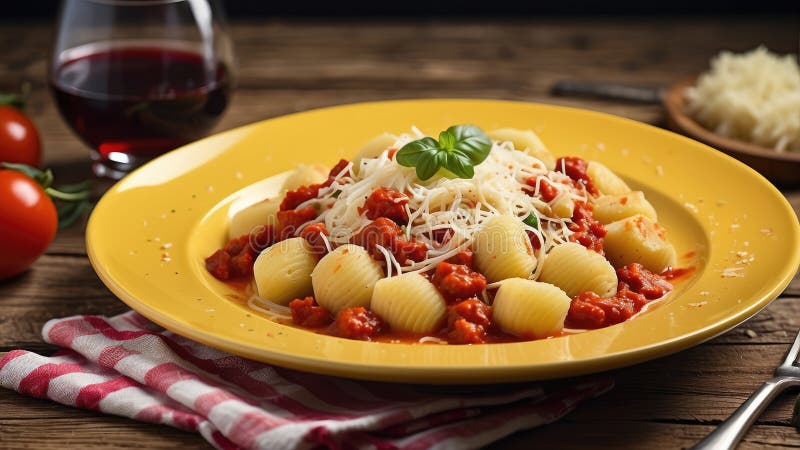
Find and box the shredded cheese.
[291,131,587,278]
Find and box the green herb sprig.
[396,125,492,181]
[2,162,93,229]
[523,213,539,229]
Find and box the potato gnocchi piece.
[488,128,556,170]
[228,197,281,239]
[592,191,657,224]
[551,192,575,219]
[492,278,571,339]
[311,244,384,313]
[587,161,631,195]
[281,164,328,192]
[370,273,447,334]
[538,242,617,298]
[473,215,537,282]
[253,238,317,305]
[352,133,398,173]
[604,214,677,273]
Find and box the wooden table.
[2,17,799,449]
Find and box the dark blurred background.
[1,0,797,18]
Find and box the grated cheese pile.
[291,130,587,277]
[687,46,800,152]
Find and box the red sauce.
[277,206,318,238]
[334,307,384,340]
[662,266,696,281]
[446,250,474,268]
[617,263,672,300]
[526,230,542,250]
[280,184,321,211]
[445,298,493,344]
[565,263,673,329]
[350,217,427,265]
[431,262,487,302]
[525,176,559,202]
[279,159,349,211]
[430,228,453,245]
[556,156,598,196]
[322,159,350,188]
[395,239,428,265]
[205,226,276,281]
[299,222,329,256]
[568,201,606,253]
[289,297,332,328]
[360,187,409,224]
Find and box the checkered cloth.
[0,311,612,449]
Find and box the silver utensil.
[691,328,800,449]
[550,80,663,104]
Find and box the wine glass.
[49,0,235,179]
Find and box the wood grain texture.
[1,16,799,450]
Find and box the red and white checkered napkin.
[0,311,612,450]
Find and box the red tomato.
[0,170,57,278]
[0,105,41,167]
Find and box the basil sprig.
[523,213,539,229]
[396,125,492,181]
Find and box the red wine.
[51,44,231,170]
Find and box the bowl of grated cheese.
[662,47,800,186]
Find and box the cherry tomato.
[0,105,41,167]
[0,170,57,279]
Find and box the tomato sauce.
[205,226,276,281]
[568,201,606,253]
[350,217,427,265]
[280,184,321,211]
[359,187,409,224]
[566,263,673,329]
[289,297,332,328]
[446,250,474,268]
[299,222,329,256]
[322,159,350,187]
[277,206,317,238]
[525,176,559,202]
[446,299,493,344]
[431,262,487,302]
[556,156,598,196]
[334,307,384,340]
[283,298,520,345]
[662,266,695,281]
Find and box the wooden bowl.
[663,78,800,187]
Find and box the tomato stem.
[45,187,91,201]
[2,161,93,229]
[0,82,31,109]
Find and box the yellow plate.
[87,99,800,384]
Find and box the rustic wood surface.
[1,16,799,449]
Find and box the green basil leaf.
[447,124,492,165]
[441,152,475,179]
[438,130,456,151]
[415,154,441,180]
[396,137,439,167]
[523,213,539,229]
[395,125,492,182]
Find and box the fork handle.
[691,376,800,450]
